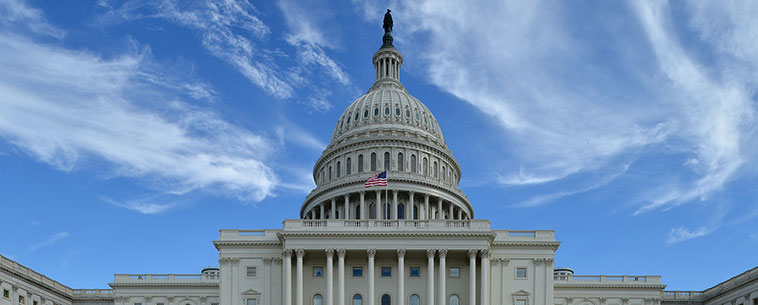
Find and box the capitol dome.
[301,30,472,222]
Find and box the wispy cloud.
[103,196,176,214]
[0,0,278,203]
[667,226,710,244]
[29,231,69,251]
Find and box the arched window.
[329,166,333,180]
[314,295,323,305]
[385,106,390,115]
[384,152,390,171]
[411,155,417,173]
[433,161,438,178]
[398,153,404,171]
[423,158,428,176]
[371,153,377,171]
[369,203,377,219]
[346,158,352,175]
[355,112,359,121]
[337,161,342,177]
[381,295,391,305]
[410,295,419,305]
[374,108,379,116]
[441,165,445,181]
[353,295,363,305]
[358,155,364,172]
[449,295,459,305]
[398,203,405,219]
[364,110,369,118]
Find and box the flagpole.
[385,170,388,220]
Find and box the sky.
[0,0,756,292]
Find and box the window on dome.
[433,161,438,178]
[374,108,379,116]
[356,112,360,121]
[397,153,404,171]
[398,203,405,219]
[358,155,364,172]
[337,161,341,177]
[371,153,377,171]
[442,166,446,181]
[364,110,369,118]
[385,107,390,115]
[340,119,344,129]
[347,116,350,124]
[413,205,418,220]
[406,109,410,118]
[355,206,361,219]
[346,158,352,175]
[329,166,332,180]
[411,155,417,173]
[416,112,420,120]
[384,152,390,170]
[423,158,428,176]
[369,203,376,219]
[395,107,400,116]
[423,116,427,125]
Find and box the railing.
[661,291,704,300]
[281,219,491,232]
[72,289,113,298]
[554,274,662,284]
[113,273,218,282]
[0,255,73,295]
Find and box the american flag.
[364,171,387,187]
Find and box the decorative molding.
[295,249,305,258]
[479,249,490,258]
[438,249,448,258]
[545,258,554,265]
[502,258,510,266]
[273,258,283,264]
[325,249,334,258]
[490,241,561,250]
[397,249,406,258]
[426,249,436,258]
[213,241,281,249]
[533,258,545,265]
[263,257,273,264]
[337,248,347,258]
[468,249,478,259]
[282,249,293,258]
[367,248,376,258]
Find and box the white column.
[545,258,554,305]
[344,194,350,220]
[437,198,443,219]
[458,209,463,220]
[392,190,398,220]
[409,192,415,219]
[376,191,382,220]
[331,198,337,219]
[338,249,346,305]
[468,250,477,305]
[480,250,490,305]
[264,258,272,305]
[439,249,448,305]
[397,249,406,305]
[284,250,292,305]
[360,191,366,220]
[424,195,430,220]
[320,203,325,220]
[326,250,334,305]
[448,204,453,220]
[368,249,376,305]
[426,249,435,305]
[534,259,544,305]
[296,249,305,305]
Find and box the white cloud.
[0,0,279,203]
[667,226,710,244]
[29,231,70,251]
[104,197,176,214]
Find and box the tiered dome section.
[300,28,472,222]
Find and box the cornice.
[491,241,561,251]
[108,282,219,288]
[213,240,281,250]
[278,231,495,239]
[555,283,667,290]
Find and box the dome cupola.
[301,11,472,222]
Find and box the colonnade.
[281,248,490,305]
[304,190,470,221]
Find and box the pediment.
[242,289,261,296]
[512,290,530,296]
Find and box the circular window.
[405,109,410,117]
[385,107,390,115]
[374,108,379,116]
[395,108,400,116]
[364,110,369,118]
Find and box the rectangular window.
[247,299,257,305]
[515,300,526,305]
[19,296,25,305]
[3,290,9,299]
[246,266,257,278]
[516,267,527,279]
[134,303,141,305]
[313,267,324,277]
[34,301,38,305]
[381,267,392,277]
[158,303,165,305]
[449,267,460,277]
[353,267,363,277]
[409,267,420,277]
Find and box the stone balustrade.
[554,274,663,284]
[112,273,218,282]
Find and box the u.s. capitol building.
[1,13,756,305]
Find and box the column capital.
[274,258,283,264]
[264,257,273,264]
[337,248,346,258]
[367,248,376,258]
[501,257,510,266]
[409,191,415,195]
[360,190,365,195]
[424,194,429,199]
[545,258,554,265]
[467,249,478,259]
[479,249,490,258]
[426,248,436,258]
[533,258,544,265]
[376,190,381,194]
[392,189,398,194]
[326,249,334,258]
[344,194,349,199]
[397,248,406,258]
[283,249,293,258]
[438,249,448,258]
[331,198,336,202]
[296,249,305,258]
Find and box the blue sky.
[0,0,756,291]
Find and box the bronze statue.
[383,9,393,33]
